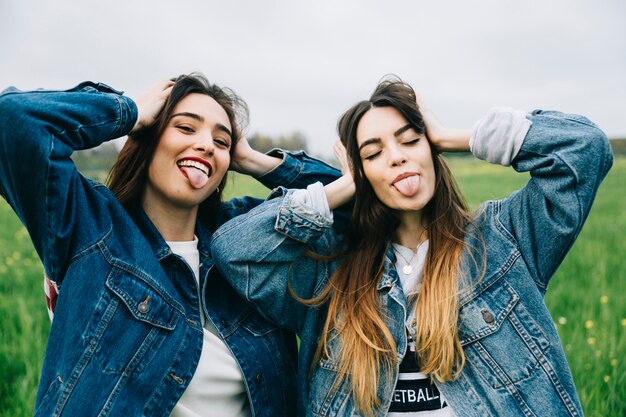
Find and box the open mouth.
[177,157,213,189]
[391,172,419,197]
[177,158,211,177]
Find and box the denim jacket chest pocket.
[458,274,551,390]
[82,266,183,375]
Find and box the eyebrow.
[171,112,233,140]
[358,124,413,151]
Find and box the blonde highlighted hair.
[298,78,481,416]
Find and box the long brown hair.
[306,78,476,416]
[107,73,248,225]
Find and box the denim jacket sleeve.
[211,188,339,332]
[472,108,613,291]
[0,82,138,280]
[217,149,348,227]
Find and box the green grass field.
[0,158,624,416]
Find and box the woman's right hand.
[324,140,355,210]
[130,80,175,134]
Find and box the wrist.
[324,174,355,210]
[432,128,471,152]
[235,149,282,176]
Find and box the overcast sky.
[1,0,625,157]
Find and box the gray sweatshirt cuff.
[469,107,532,166]
[289,182,333,221]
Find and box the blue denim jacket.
[211,109,613,416]
[0,82,342,417]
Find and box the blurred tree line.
[610,138,626,156]
[248,131,308,153]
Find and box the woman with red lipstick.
[0,73,342,416]
[211,77,613,416]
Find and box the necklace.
[395,240,426,275]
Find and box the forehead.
[356,106,410,146]
[171,93,231,131]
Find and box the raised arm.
[0,82,141,280]
[211,186,342,333]
[472,107,613,291]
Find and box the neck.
[141,196,198,242]
[394,210,427,250]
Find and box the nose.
[388,143,407,167]
[192,135,215,155]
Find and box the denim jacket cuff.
[469,107,531,166]
[275,189,333,243]
[257,149,302,187]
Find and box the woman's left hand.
[416,95,471,153]
[230,137,282,176]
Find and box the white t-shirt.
[388,242,455,417]
[168,238,251,417]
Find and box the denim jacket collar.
[127,201,212,262]
[377,242,401,291]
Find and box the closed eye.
[214,138,231,149]
[176,125,195,133]
[402,138,420,145]
[363,150,381,160]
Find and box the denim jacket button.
[482,309,494,324]
[138,301,149,314]
[255,373,263,383]
[220,318,229,327]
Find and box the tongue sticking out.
[181,167,209,189]
[393,175,419,197]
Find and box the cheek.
[215,151,231,176]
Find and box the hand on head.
[333,140,351,177]
[229,136,253,173]
[131,80,175,134]
[415,94,471,153]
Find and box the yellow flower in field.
[587,337,597,346]
[610,358,618,367]
[600,295,608,304]
[603,375,610,383]
[622,319,626,327]
[11,251,21,260]
[5,258,13,267]
[558,316,567,325]
[0,265,7,274]
[584,320,594,329]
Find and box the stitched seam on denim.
[33,376,63,415]
[508,306,550,360]
[534,354,582,416]
[459,281,519,346]
[98,372,131,417]
[100,329,167,415]
[511,149,583,289]
[455,372,496,417]
[52,299,118,416]
[275,153,303,188]
[68,226,112,265]
[44,131,56,278]
[98,241,185,314]
[107,279,178,330]
[459,251,521,306]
